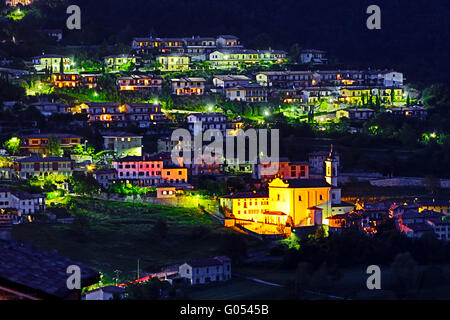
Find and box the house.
[336,108,375,121]
[157,185,177,198]
[161,166,189,185]
[132,35,241,55]
[186,112,234,136]
[430,220,450,241]
[365,70,404,86]
[10,192,46,216]
[256,71,314,88]
[300,49,328,65]
[84,286,126,300]
[93,168,118,189]
[15,155,74,179]
[386,106,427,120]
[103,132,143,157]
[170,77,206,96]
[31,54,73,73]
[157,137,193,154]
[216,35,242,48]
[0,188,44,221]
[339,87,372,104]
[220,191,271,222]
[116,74,162,92]
[83,102,167,128]
[184,36,217,59]
[20,134,82,155]
[0,240,100,300]
[30,101,70,117]
[415,199,450,215]
[212,75,251,90]
[179,256,232,285]
[103,54,138,72]
[157,54,190,72]
[318,70,365,86]
[52,73,80,88]
[112,155,188,187]
[209,49,259,69]
[308,150,340,175]
[0,187,11,212]
[257,49,287,63]
[6,0,34,6]
[80,74,99,89]
[300,87,334,104]
[253,158,310,181]
[393,204,445,238]
[224,83,267,103]
[132,37,185,53]
[113,155,164,186]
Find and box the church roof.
[285,179,331,188]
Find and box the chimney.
[0,218,12,241]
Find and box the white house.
[366,70,404,86]
[9,192,46,216]
[300,49,328,65]
[178,256,232,285]
[224,83,267,103]
[212,75,251,89]
[84,286,126,300]
[186,112,232,136]
[170,77,206,96]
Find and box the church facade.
[220,147,354,234]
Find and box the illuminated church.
[220,147,354,233]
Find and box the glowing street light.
[264,110,270,116]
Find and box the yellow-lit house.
[32,54,73,73]
[157,54,190,72]
[209,49,259,69]
[416,200,450,216]
[375,87,403,103]
[339,87,372,105]
[104,54,138,72]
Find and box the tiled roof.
[221,192,268,199]
[285,179,331,189]
[0,240,100,299]
[102,132,143,138]
[16,155,72,163]
[93,168,117,175]
[186,257,226,268]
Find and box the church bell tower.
[325,145,338,187]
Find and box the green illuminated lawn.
[6,9,25,21]
[12,197,263,283]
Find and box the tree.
[69,172,101,196]
[59,57,64,74]
[46,136,62,156]
[126,278,173,300]
[3,136,20,155]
